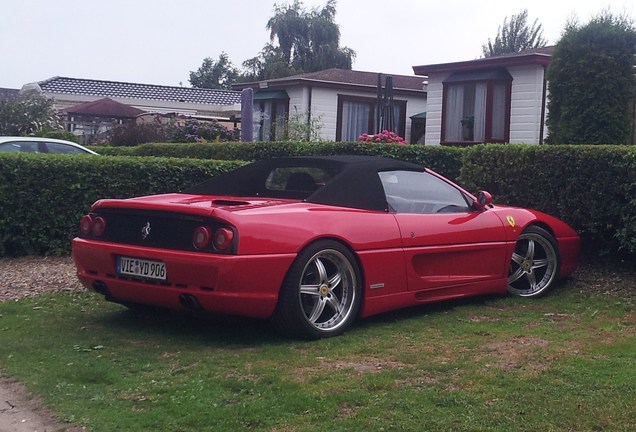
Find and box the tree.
[242,0,355,81]
[482,10,547,57]
[546,10,636,144]
[241,43,301,82]
[0,91,61,135]
[189,52,239,89]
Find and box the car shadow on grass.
[93,303,288,346]
[90,293,511,347]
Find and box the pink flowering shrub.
[358,130,406,145]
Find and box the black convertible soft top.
[183,155,426,212]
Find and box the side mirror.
[474,190,493,210]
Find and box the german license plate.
[117,256,166,281]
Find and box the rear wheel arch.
[294,237,366,287]
[272,237,364,339]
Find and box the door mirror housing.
[473,190,493,210]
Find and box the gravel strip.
[0,256,85,302]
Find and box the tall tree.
[189,52,239,90]
[0,91,61,135]
[483,10,547,57]
[242,0,355,81]
[241,43,301,82]
[546,10,636,144]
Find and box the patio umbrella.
[376,75,395,133]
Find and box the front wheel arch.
[507,225,560,298]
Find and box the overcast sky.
[1,0,634,89]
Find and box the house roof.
[0,87,20,102]
[36,77,242,106]
[65,98,146,118]
[233,69,427,94]
[412,46,554,76]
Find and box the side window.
[442,69,512,144]
[379,170,470,214]
[46,142,84,154]
[0,141,40,153]
[0,142,22,152]
[265,167,335,196]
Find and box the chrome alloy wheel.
[507,227,559,297]
[298,249,358,332]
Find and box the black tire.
[507,225,560,297]
[272,240,362,339]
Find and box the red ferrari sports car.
[73,156,580,339]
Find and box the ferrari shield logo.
[506,216,516,227]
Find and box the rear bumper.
[72,238,296,319]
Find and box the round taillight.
[213,227,234,251]
[80,215,93,236]
[193,226,212,250]
[92,216,106,237]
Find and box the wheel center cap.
[522,260,533,272]
[320,284,329,296]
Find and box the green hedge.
[1,144,635,259]
[0,155,245,256]
[459,145,636,255]
[89,142,464,180]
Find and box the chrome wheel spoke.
[300,283,321,296]
[307,299,327,323]
[524,271,537,290]
[532,258,550,270]
[525,239,536,260]
[314,258,329,284]
[328,271,343,289]
[511,252,525,265]
[509,267,525,284]
[325,292,342,313]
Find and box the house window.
[253,91,289,141]
[441,69,512,144]
[336,95,406,142]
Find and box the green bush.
[0,154,245,256]
[108,122,166,147]
[459,144,635,255]
[34,130,80,143]
[1,144,635,259]
[166,118,239,143]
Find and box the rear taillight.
[79,215,106,237]
[92,216,106,237]
[193,226,211,250]
[80,215,93,236]
[213,227,234,251]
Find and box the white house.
[413,47,553,145]
[233,69,428,144]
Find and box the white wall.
[423,74,447,145]
[508,65,547,144]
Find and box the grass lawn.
[0,262,634,431]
